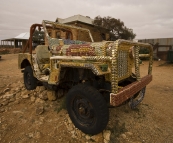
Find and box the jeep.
[18,20,153,135]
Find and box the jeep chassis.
[18,20,153,135]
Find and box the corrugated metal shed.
[138,38,173,61]
[138,38,173,46]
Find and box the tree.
[32,30,45,45]
[93,16,136,41]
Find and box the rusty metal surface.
[110,75,152,106]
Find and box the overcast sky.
[0,0,173,41]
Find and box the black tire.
[66,84,109,135]
[24,66,37,90]
[128,87,146,109]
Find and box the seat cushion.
[35,45,50,64]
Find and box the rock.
[91,132,104,143]
[68,124,74,131]
[35,98,45,104]
[103,130,111,141]
[40,86,46,91]
[3,94,14,99]
[13,100,20,104]
[14,87,20,92]
[85,135,91,140]
[33,131,41,139]
[21,90,32,97]
[120,133,126,139]
[68,117,72,124]
[47,90,56,101]
[28,133,34,138]
[9,98,15,103]
[104,139,109,143]
[35,86,40,92]
[1,100,9,106]
[13,110,23,114]
[15,92,21,100]
[126,132,133,136]
[0,108,5,113]
[30,96,36,102]
[3,88,10,93]
[36,106,44,115]
[39,90,48,100]
[22,94,29,99]
[75,130,82,138]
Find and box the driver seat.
[35,45,50,72]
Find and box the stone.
[47,90,56,101]
[0,108,5,113]
[35,86,40,92]
[85,135,91,140]
[35,98,45,104]
[38,90,48,100]
[2,100,9,106]
[21,90,32,97]
[40,86,46,91]
[103,130,111,141]
[33,131,41,139]
[14,100,20,104]
[68,124,74,131]
[9,98,15,103]
[14,87,20,92]
[30,96,36,102]
[68,117,72,124]
[3,88,10,93]
[126,132,133,136]
[3,94,14,99]
[120,133,126,139]
[76,130,82,138]
[22,94,29,99]
[36,106,44,115]
[28,133,34,138]
[15,92,21,100]
[91,132,104,143]
[104,139,109,143]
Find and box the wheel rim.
[72,95,96,126]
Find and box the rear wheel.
[24,66,37,90]
[66,84,109,135]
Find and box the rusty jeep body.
[18,20,153,135]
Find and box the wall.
[44,21,110,45]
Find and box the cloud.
[0,0,172,41]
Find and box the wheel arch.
[21,59,31,69]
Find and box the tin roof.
[14,32,29,40]
[56,15,93,25]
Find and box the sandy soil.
[0,54,173,143]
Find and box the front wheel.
[66,84,109,135]
[24,66,37,90]
[128,87,146,109]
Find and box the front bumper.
[110,74,152,106]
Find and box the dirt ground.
[0,54,173,143]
